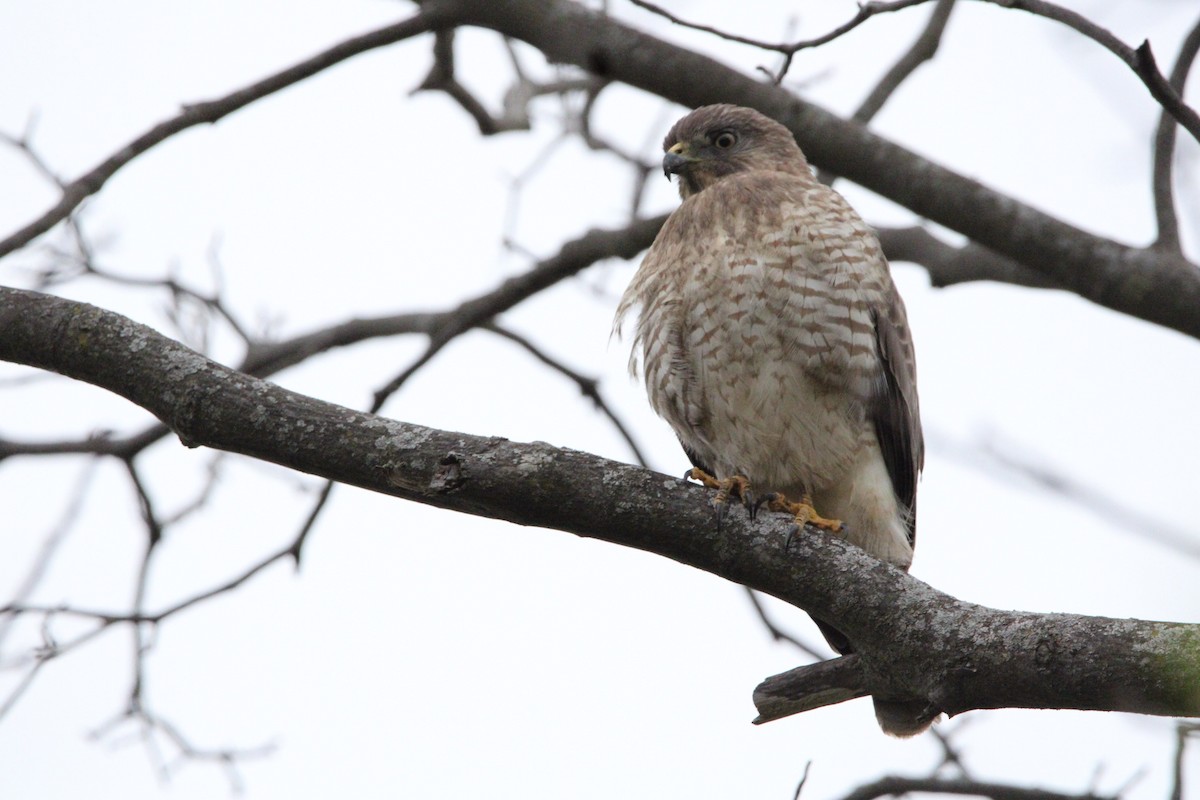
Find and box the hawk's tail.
[873,698,940,738]
[813,618,940,737]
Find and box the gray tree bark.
[4,285,1197,724]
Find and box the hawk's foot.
[757,492,843,548]
[685,468,756,526]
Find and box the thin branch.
[0,619,112,720]
[160,454,225,526]
[369,215,666,411]
[414,29,531,134]
[627,0,1200,139]
[839,776,1114,800]
[483,322,650,467]
[0,215,667,462]
[123,460,164,546]
[928,721,975,777]
[0,458,99,654]
[3,541,296,627]
[986,0,1200,143]
[792,761,812,800]
[0,124,67,189]
[819,0,958,183]
[80,238,257,348]
[1152,13,1200,254]
[286,480,337,568]
[743,588,826,660]
[854,0,957,125]
[1170,721,1200,800]
[90,701,275,793]
[934,431,1200,561]
[0,653,51,720]
[0,11,441,259]
[628,0,930,84]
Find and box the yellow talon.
[686,468,755,522]
[765,492,843,532]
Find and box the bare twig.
[627,0,930,84]
[0,619,112,720]
[929,721,974,777]
[0,118,65,188]
[819,0,958,183]
[483,322,650,467]
[1152,13,1200,254]
[792,761,812,800]
[2,540,296,628]
[934,431,1200,561]
[286,480,337,568]
[90,701,275,793]
[160,455,226,526]
[124,460,164,546]
[0,650,52,721]
[626,0,1200,139]
[1170,722,1200,800]
[839,776,1114,800]
[743,588,826,660]
[854,0,957,125]
[370,215,666,411]
[0,215,667,462]
[0,11,441,259]
[0,458,99,654]
[986,0,1200,143]
[414,30,531,134]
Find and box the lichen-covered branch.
[4,285,1198,724]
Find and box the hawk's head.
[661,104,810,199]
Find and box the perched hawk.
[614,105,930,736]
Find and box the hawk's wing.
[870,299,923,547]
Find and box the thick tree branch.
[4,286,1198,723]
[874,226,1063,289]
[449,0,1200,340]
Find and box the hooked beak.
[662,142,694,178]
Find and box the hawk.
[614,105,930,736]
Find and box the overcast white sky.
[2,1,1199,798]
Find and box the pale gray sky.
[2,1,1199,798]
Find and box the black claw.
[743,488,757,520]
[753,492,777,518]
[783,523,801,551]
[712,497,732,532]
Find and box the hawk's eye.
[713,131,737,149]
